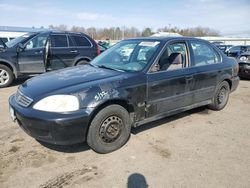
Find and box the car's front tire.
[0,65,14,88]
[87,104,131,154]
[208,81,230,111]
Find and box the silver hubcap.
[0,69,9,86]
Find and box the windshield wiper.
[97,65,124,72]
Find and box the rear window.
[51,35,68,47]
[69,35,92,47]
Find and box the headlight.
[239,56,247,62]
[33,95,79,112]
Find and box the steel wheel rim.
[0,69,9,86]
[99,115,123,143]
[217,86,227,104]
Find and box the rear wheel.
[87,105,131,154]
[76,60,89,66]
[208,81,230,111]
[0,65,14,88]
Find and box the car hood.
[20,65,122,99]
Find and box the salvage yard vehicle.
[237,52,250,79]
[226,45,250,58]
[9,37,239,153]
[215,44,233,54]
[0,31,99,88]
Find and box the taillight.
[97,45,100,55]
[97,45,101,55]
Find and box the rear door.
[146,40,196,118]
[69,34,96,60]
[49,34,76,70]
[188,40,222,103]
[18,33,48,73]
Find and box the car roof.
[123,36,209,43]
[35,30,86,35]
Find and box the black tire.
[208,81,230,111]
[0,64,14,88]
[76,60,89,66]
[87,104,131,154]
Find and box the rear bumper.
[9,95,92,145]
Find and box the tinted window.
[51,35,68,47]
[26,33,49,49]
[0,37,8,43]
[229,46,240,51]
[190,41,220,66]
[68,36,75,46]
[70,35,91,47]
[154,42,188,72]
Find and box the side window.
[0,37,8,43]
[190,41,220,66]
[51,35,68,47]
[152,42,188,72]
[69,35,91,47]
[25,33,49,50]
[229,46,240,52]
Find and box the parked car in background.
[9,37,239,153]
[226,45,250,58]
[0,31,99,88]
[215,44,233,54]
[237,51,250,79]
[98,41,110,53]
[0,37,15,44]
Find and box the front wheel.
[0,65,14,88]
[208,81,230,111]
[87,105,131,154]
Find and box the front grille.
[15,90,33,107]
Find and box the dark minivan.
[9,37,239,153]
[0,31,99,88]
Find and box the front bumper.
[9,95,92,145]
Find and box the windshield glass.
[5,33,34,48]
[91,40,161,72]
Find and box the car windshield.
[5,33,34,48]
[91,40,161,72]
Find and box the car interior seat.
[167,52,183,70]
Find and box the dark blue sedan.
[9,37,239,153]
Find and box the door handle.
[70,50,78,53]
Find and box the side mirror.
[16,43,25,52]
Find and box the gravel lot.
[0,79,250,188]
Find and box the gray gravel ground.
[0,79,250,188]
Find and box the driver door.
[18,33,49,73]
